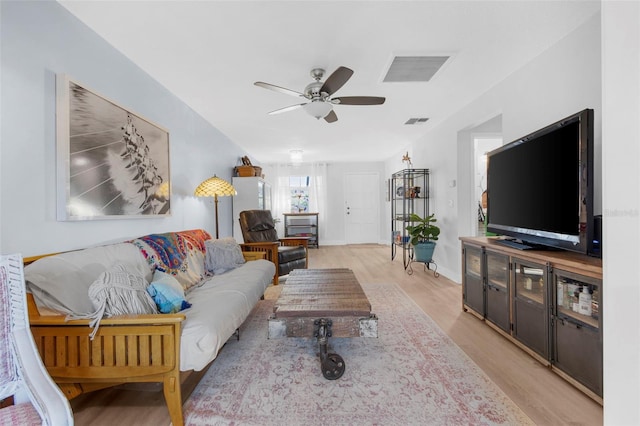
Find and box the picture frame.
[56,74,171,220]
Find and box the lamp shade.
[194,175,236,198]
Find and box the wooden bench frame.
[24,251,266,426]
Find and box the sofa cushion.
[130,229,211,292]
[25,243,151,316]
[147,270,191,314]
[278,245,307,264]
[204,238,246,275]
[278,257,307,276]
[179,258,275,371]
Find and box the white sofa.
[178,258,274,370]
[23,229,275,426]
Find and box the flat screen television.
[486,108,595,255]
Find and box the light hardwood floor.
[70,245,602,425]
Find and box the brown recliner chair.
[239,210,308,285]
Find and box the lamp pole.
[214,194,220,239]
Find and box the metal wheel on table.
[322,353,345,380]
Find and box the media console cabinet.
[460,236,602,403]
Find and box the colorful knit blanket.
[130,229,211,291]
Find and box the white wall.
[407,13,602,283]
[601,1,640,423]
[0,1,251,256]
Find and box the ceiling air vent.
[384,56,450,83]
[404,117,429,125]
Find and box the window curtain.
[268,163,327,239]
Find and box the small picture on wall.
[56,74,170,220]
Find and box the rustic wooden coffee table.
[268,268,378,380]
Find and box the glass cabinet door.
[465,245,482,279]
[553,269,602,396]
[486,251,508,290]
[512,258,548,359]
[485,250,510,333]
[514,262,546,305]
[463,244,484,316]
[555,272,599,329]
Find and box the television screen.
[487,109,594,254]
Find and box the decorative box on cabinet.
[283,213,319,248]
[232,177,271,243]
[459,236,603,403]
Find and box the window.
[289,176,310,212]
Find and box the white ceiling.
[58,1,600,164]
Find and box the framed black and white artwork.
[56,74,170,220]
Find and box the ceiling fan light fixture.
[290,149,303,163]
[303,100,333,120]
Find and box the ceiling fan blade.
[254,81,304,98]
[324,110,338,123]
[332,96,386,105]
[320,66,354,96]
[268,103,307,115]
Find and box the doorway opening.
[473,135,502,235]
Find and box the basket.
[235,165,255,177]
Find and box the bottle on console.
[578,286,593,316]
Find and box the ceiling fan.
[254,66,385,123]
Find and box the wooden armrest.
[27,293,185,326]
[240,242,279,249]
[23,253,63,265]
[30,314,185,326]
[242,251,266,261]
[240,239,308,286]
[279,237,309,248]
[239,242,278,261]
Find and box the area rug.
[183,282,533,426]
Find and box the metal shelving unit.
[283,213,319,248]
[390,169,430,270]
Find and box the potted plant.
[406,213,440,263]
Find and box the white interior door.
[345,172,379,244]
